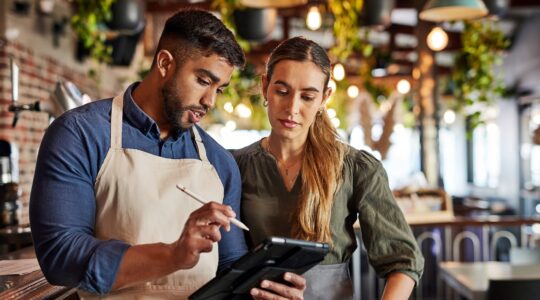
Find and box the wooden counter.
[0,247,76,300]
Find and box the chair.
[486,279,540,300]
[509,247,540,265]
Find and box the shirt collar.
[122,82,189,140]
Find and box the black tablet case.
[189,236,329,300]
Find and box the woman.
[232,37,424,299]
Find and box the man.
[30,9,304,299]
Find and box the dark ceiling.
[142,0,540,81]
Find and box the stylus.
[176,184,250,231]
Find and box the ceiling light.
[306,6,322,31]
[427,26,449,51]
[333,63,345,81]
[419,0,488,22]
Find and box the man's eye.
[303,96,315,101]
[217,88,224,94]
[198,78,210,86]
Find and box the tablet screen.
[189,236,329,300]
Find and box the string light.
[224,102,234,113]
[347,85,359,98]
[396,79,411,94]
[443,109,456,124]
[235,103,252,118]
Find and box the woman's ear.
[156,50,174,78]
[322,86,332,106]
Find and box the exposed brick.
[0,41,100,226]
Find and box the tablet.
[189,236,329,300]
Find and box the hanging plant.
[451,20,510,127]
[328,0,373,62]
[71,0,115,64]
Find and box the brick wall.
[0,38,102,225]
[0,0,144,226]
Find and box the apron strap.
[111,95,124,150]
[190,126,209,162]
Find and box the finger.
[250,287,287,300]
[259,280,300,299]
[191,205,233,231]
[207,202,236,218]
[283,272,306,289]
[191,224,222,242]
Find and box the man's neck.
[132,78,172,139]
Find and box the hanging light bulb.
[333,63,345,81]
[427,26,449,51]
[306,6,322,31]
[396,79,411,94]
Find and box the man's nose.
[201,89,217,110]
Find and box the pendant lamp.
[240,0,307,8]
[419,0,488,22]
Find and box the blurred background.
[1,0,540,299]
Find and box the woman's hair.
[266,37,347,244]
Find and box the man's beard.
[162,79,187,132]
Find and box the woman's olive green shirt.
[232,140,424,284]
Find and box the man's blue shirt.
[29,83,247,294]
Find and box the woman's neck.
[265,134,306,163]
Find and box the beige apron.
[81,95,224,299]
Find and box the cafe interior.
[1,0,540,299]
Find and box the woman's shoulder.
[344,145,383,173]
[230,140,263,162]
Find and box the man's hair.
[154,9,245,68]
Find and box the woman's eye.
[276,90,287,96]
[302,96,315,101]
[217,88,224,94]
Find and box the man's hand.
[250,272,306,300]
[172,202,235,269]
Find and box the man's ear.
[156,50,174,78]
[261,75,269,98]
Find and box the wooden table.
[439,261,540,300]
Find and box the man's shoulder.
[195,126,238,165]
[53,98,112,128]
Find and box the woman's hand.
[250,272,306,300]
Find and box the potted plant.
[71,0,115,64]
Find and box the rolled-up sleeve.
[30,117,130,294]
[354,153,424,285]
